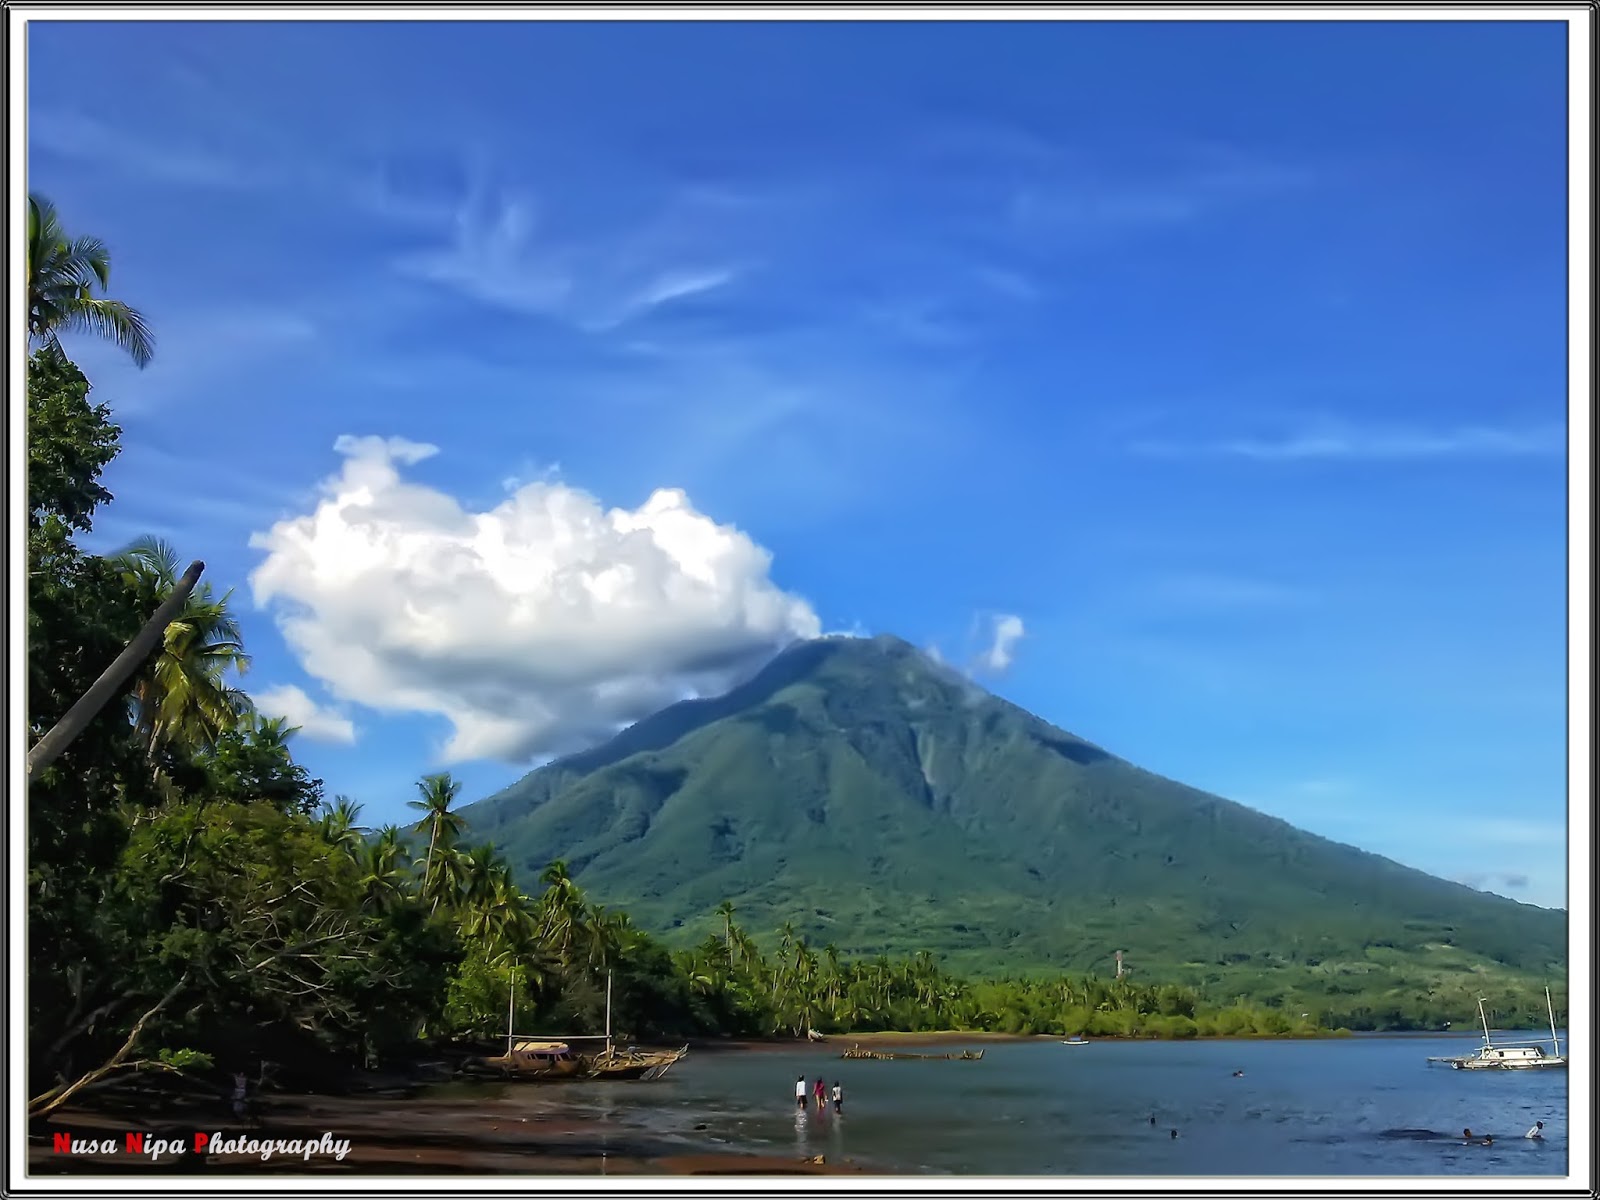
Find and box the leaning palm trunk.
[27,561,204,778]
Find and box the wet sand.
[31,1085,880,1176]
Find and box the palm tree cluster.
[666,906,1318,1040]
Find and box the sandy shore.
[30,1083,880,1176]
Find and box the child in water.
[831,1081,843,1113]
[795,1074,807,1110]
[814,1077,827,1112]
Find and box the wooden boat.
[840,1044,985,1061]
[468,1040,689,1081]
[584,1044,690,1081]
[471,1039,586,1080]
[468,970,689,1082]
[1427,990,1568,1071]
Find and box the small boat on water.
[1426,989,1567,1071]
[1061,1036,1090,1046]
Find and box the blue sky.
[28,18,1571,908]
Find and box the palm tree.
[318,796,366,858]
[27,194,154,367]
[359,826,413,913]
[428,847,471,915]
[480,875,539,958]
[114,536,251,764]
[536,861,589,968]
[406,772,466,911]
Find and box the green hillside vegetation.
[461,635,1566,1027]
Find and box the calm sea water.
[441,1033,1569,1175]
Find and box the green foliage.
[28,193,154,367]
[156,1048,213,1070]
[27,347,119,535]
[459,635,1566,1022]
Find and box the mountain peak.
[460,626,1564,993]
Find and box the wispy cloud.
[1132,423,1566,462]
[1009,161,1313,237]
[61,307,318,414]
[394,187,743,331]
[1146,572,1312,611]
[1449,818,1566,848]
[32,110,451,226]
[32,110,266,191]
[973,266,1042,301]
[626,266,742,311]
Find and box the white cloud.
[252,684,357,745]
[1148,572,1311,611]
[248,436,821,764]
[1132,423,1565,461]
[975,613,1025,673]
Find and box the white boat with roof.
[1427,989,1567,1071]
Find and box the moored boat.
[467,969,689,1082]
[471,1039,585,1080]
[1426,989,1567,1071]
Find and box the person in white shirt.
[795,1074,807,1109]
[831,1082,843,1113]
[1525,1121,1545,1140]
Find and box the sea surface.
[432,1032,1569,1176]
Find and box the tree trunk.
[27,560,204,778]
[424,820,441,913]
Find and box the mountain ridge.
[459,634,1564,998]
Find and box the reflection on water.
[424,1035,1568,1175]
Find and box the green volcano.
[459,634,1563,1005]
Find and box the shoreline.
[693,1028,1344,1052]
[31,1090,879,1176]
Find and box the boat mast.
[1477,996,1493,1047]
[507,965,517,1057]
[1547,986,1561,1056]
[605,970,613,1056]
